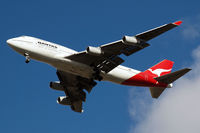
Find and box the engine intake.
[57,96,71,105]
[49,81,64,91]
[86,46,103,56]
[122,36,138,45]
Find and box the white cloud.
[128,88,153,123]
[129,45,200,133]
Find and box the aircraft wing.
[66,21,182,73]
[56,70,97,113]
[135,21,182,41]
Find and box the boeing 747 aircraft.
[7,21,191,113]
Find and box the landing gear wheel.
[97,76,103,81]
[92,73,103,81]
[92,67,103,81]
[24,53,30,63]
[25,58,30,63]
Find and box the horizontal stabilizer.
[136,21,182,41]
[154,68,191,84]
[149,87,166,98]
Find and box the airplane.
[7,20,191,113]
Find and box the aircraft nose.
[6,38,14,46]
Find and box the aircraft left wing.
[66,21,182,74]
[56,70,97,113]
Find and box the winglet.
[173,21,182,26]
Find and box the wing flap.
[92,55,124,73]
[67,51,124,73]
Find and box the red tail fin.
[144,59,174,77]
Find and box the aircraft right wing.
[66,21,182,76]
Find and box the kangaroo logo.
[148,68,171,77]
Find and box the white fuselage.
[7,36,140,84]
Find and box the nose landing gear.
[24,53,30,63]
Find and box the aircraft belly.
[52,58,94,79]
[24,48,57,64]
[103,66,140,84]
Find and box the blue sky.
[1,0,200,133]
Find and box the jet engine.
[122,36,138,45]
[86,46,103,56]
[49,81,64,91]
[57,96,71,105]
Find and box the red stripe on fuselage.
[121,71,168,88]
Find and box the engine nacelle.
[86,46,103,56]
[49,81,64,91]
[122,36,138,45]
[57,96,71,105]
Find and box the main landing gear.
[24,53,30,63]
[92,67,103,81]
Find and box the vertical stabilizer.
[144,59,174,77]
